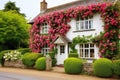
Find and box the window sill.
[80,58,96,60]
[73,29,95,32]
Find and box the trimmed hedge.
[35,57,46,70]
[113,60,120,76]
[22,53,43,67]
[64,58,83,74]
[68,53,78,58]
[93,58,113,77]
[17,48,31,55]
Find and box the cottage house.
[29,0,118,65]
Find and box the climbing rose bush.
[30,2,120,59]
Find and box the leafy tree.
[0,10,30,51]
[3,1,25,16]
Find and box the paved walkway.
[0,67,119,80]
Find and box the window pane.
[85,20,88,29]
[80,49,83,57]
[89,20,93,29]
[76,21,79,30]
[60,45,65,54]
[90,49,94,58]
[85,49,89,57]
[85,44,89,48]
[80,21,84,29]
[90,44,94,48]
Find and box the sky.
[0,0,76,21]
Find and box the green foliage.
[64,58,83,74]
[52,58,57,67]
[93,58,113,77]
[70,35,94,52]
[68,53,78,58]
[0,10,30,51]
[112,53,120,60]
[48,52,55,59]
[3,1,25,16]
[22,53,43,67]
[35,57,46,70]
[113,60,120,76]
[17,48,31,55]
[0,50,12,65]
[3,50,22,61]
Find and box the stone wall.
[83,62,93,75]
[4,60,26,68]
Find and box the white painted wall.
[66,14,104,61]
[66,14,104,40]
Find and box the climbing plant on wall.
[30,2,120,59]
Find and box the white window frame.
[40,23,49,34]
[41,45,50,56]
[76,17,93,31]
[79,43,95,59]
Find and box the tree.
[0,10,30,51]
[3,1,25,16]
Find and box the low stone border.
[4,60,26,68]
[83,62,93,75]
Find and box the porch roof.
[53,35,71,44]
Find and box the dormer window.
[76,17,93,31]
[40,23,49,34]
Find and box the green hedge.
[22,53,43,67]
[48,52,55,59]
[64,58,83,74]
[93,58,113,77]
[68,53,78,58]
[52,58,57,67]
[113,60,120,76]
[17,48,31,55]
[0,50,12,65]
[35,57,46,70]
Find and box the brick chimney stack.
[40,0,47,13]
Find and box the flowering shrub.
[30,2,120,58]
[3,50,22,61]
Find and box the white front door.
[56,44,67,65]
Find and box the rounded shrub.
[35,57,46,70]
[22,53,43,67]
[64,58,83,74]
[68,53,78,58]
[93,58,113,77]
[113,60,120,76]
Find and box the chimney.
[40,0,47,13]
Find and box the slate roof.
[29,0,114,24]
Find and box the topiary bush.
[22,53,43,67]
[93,58,113,77]
[68,53,78,58]
[35,57,46,70]
[64,58,83,74]
[113,60,120,76]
